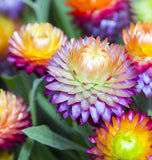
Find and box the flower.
[0,150,14,160]
[0,89,31,149]
[66,0,133,42]
[44,36,137,125]
[87,109,152,160]
[132,0,152,22]
[0,0,24,19]
[0,15,14,54]
[123,22,152,97]
[8,23,68,75]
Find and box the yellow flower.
[8,23,68,75]
[0,16,14,54]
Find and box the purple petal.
[44,75,55,82]
[90,106,100,123]
[95,100,105,115]
[58,102,68,112]
[44,90,54,95]
[71,104,81,120]
[102,107,111,122]
[111,105,123,117]
[143,85,152,97]
[45,81,64,91]
[127,109,134,122]
[88,136,96,143]
[80,110,90,124]
[63,111,69,118]
[143,72,151,84]
[50,93,69,104]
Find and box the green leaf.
[29,77,43,125]
[22,0,52,22]
[1,74,28,102]
[51,0,82,38]
[35,0,52,22]
[37,93,73,133]
[34,143,58,160]
[23,125,86,152]
[18,138,34,160]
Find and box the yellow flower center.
[113,130,142,160]
[69,44,113,84]
[20,23,66,64]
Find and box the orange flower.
[67,0,115,13]
[88,110,152,160]
[123,22,152,68]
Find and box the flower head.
[87,110,152,160]
[123,22,152,71]
[44,36,137,124]
[67,0,114,13]
[67,0,133,42]
[0,15,14,54]
[0,89,31,149]
[0,0,24,19]
[123,22,152,97]
[8,23,68,75]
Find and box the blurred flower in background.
[123,22,152,97]
[0,15,14,55]
[0,0,24,19]
[66,0,133,42]
[0,150,14,160]
[0,89,31,149]
[0,15,21,77]
[132,0,152,22]
[45,36,137,125]
[87,109,152,160]
[8,23,68,75]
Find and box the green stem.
[29,77,43,126]
[22,0,51,22]
[148,97,152,116]
[30,92,37,126]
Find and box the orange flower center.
[69,44,113,84]
[20,23,66,64]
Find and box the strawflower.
[0,0,24,19]
[87,109,152,160]
[44,36,137,125]
[0,15,14,54]
[8,23,68,75]
[0,89,31,149]
[123,22,152,97]
[66,0,133,42]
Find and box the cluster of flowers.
[6,19,152,159]
[1,0,152,159]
